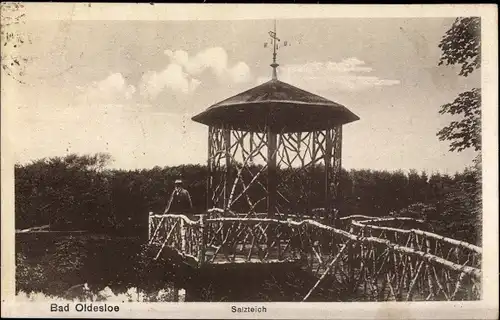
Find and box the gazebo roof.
[191,79,360,133]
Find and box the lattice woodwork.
[148,212,481,301]
[206,125,342,219]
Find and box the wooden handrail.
[351,219,482,254]
[148,213,481,279]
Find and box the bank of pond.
[16,233,346,302]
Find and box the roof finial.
[264,19,285,80]
[270,20,279,80]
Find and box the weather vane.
[264,20,289,80]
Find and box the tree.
[435,167,482,245]
[436,17,482,245]
[438,17,481,77]
[437,88,481,152]
[437,17,481,152]
[14,153,115,230]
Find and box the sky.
[5,17,480,174]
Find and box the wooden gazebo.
[192,24,359,224]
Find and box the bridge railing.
[199,207,334,221]
[148,213,203,262]
[344,217,481,301]
[350,217,482,269]
[147,211,481,301]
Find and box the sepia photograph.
[1,3,498,319]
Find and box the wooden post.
[267,127,277,219]
[310,131,318,218]
[267,126,277,252]
[250,132,254,155]
[334,127,343,254]
[180,218,186,253]
[148,211,153,242]
[206,126,213,210]
[325,128,332,223]
[333,126,342,227]
[198,214,207,266]
[224,128,231,212]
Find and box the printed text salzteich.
[231,305,267,313]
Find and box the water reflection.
[16,234,336,302]
[16,285,186,302]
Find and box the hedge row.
[15,154,481,244]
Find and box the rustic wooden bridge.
[147,208,481,302]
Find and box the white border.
[1,3,498,319]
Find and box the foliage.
[434,18,482,245]
[437,157,482,245]
[15,154,115,232]
[16,252,47,293]
[396,158,481,245]
[437,88,481,152]
[15,154,482,299]
[438,17,481,77]
[437,17,481,153]
[15,154,481,244]
[16,234,173,296]
[397,202,437,221]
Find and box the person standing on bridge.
[164,179,193,215]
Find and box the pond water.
[16,233,341,302]
[16,233,184,302]
[16,286,185,302]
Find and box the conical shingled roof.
[192,78,360,133]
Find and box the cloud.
[228,61,251,84]
[258,57,400,91]
[78,73,136,104]
[139,64,201,98]
[164,47,251,80]
[140,47,251,99]
[285,58,373,75]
